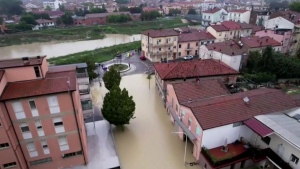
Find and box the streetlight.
[172,131,188,165]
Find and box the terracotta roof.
[1,69,77,100]
[228,9,249,13]
[36,19,53,24]
[243,118,274,137]
[0,56,46,69]
[153,59,239,80]
[0,70,4,81]
[210,25,228,32]
[141,29,178,38]
[48,65,76,73]
[172,79,230,103]
[202,8,222,14]
[252,26,264,34]
[217,21,253,31]
[241,36,281,48]
[32,11,64,16]
[178,31,216,42]
[182,88,298,130]
[206,40,248,56]
[85,12,130,18]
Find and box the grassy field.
[109,64,129,71]
[48,41,140,65]
[0,18,188,47]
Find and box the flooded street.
[0,34,141,59]
[94,74,201,169]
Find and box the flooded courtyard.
[93,74,202,169]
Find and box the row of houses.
[152,59,300,169]
[0,56,93,168]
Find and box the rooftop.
[206,40,248,56]
[141,29,179,38]
[243,118,274,137]
[203,8,222,14]
[206,141,247,161]
[0,56,46,69]
[178,30,216,42]
[241,36,281,48]
[228,9,249,13]
[1,67,77,100]
[210,25,228,32]
[36,19,53,24]
[182,88,298,130]
[154,59,239,80]
[212,21,253,32]
[172,79,230,103]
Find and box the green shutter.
[196,126,201,136]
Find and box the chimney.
[22,57,30,65]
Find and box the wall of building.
[264,17,294,30]
[0,74,8,95]
[202,124,254,149]
[178,41,198,57]
[41,58,48,78]
[5,66,41,82]
[207,26,225,42]
[241,11,251,23]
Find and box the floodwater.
[94,74,202,169]
[0,34,141,59]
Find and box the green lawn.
[108,64,129,72]
[0,18,188,47]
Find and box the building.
[227,9,251,23]
[199,40,248,71]
[141,29,179,62]
[153,59,239,103]
[207,21,253,42]
[177,28,216,58]
[198,2,224,13]
[32,19,56,30]
[43,0,62,10]
[162,4,181,15]
[264,11,300,30]
[241,36,282,53]
[73,12,132,25]
[24,3,40,12]
[249,10,269,26]
[201,8,228,26]
[177,2,194,14]
[166,83,298,169]
[255,29,292,54]
[0,56,89,169]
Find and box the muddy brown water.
[92,74,202,169]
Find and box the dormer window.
[34,66,41,78]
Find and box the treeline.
[107,14,132,23]
[140,11,161,21]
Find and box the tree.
[188,8,197,15]
[289,2,300,12]
[102,85,136,129]
[59,4,65,12]
[61,13,73,25]
[20,14,37,25]
[119,6,129,12]
[56,17,63,25]
[90,7,107,13]
[168,9,181,16]
[45,5,52,11]
[86,60,97,81]
[0,0,24,16]
[103,68,121,90]
[140,11,161,21]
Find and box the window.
[290,154,299,165]
[159,48,162,51]
[219,33,222,36]
[204,163,207,169]
[201,42,204,45]
[0,143,9,149]
[179,44,181,48]
[27,142,38,157]
[53,117,64,133]
[233,122,242,127]
[196,126,201,136]
[173,46,176,49]
[3,162,17,168]
[20,123,30,132]
[41,140,50,154]
[29,100,36,110]
[196,42,198,46]
[12,101,25,119]
[47,96,60,114]
[63,151,83,158]
[247,30,249,33]
[174,37,177,41]
[34,66,41,78]
[230,31,232,35]
[35,121,42,130]
[30,157,52,166]
[179,52,181,56]
[58,136,69,151]
[261,136,271,145]
[208,16,210,19]
[181,110,185,118]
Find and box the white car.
[183,55,194,60]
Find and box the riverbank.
[0,18,188,47]
[48,41,140,65]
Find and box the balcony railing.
[82,100,92,111]
[79,85,90,95]
[151,42,174,47]
[185,47,193,51]
[77,72,88,78]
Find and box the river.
[0,34,141,59]
[92,74,202,169]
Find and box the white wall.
[264,17,294,30]
[201,124,254,149]
[241,11,251,23]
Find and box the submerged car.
[140,56,146,60]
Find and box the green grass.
[108,64,128,72]
[48,41,140,65]
[0,18,188,47]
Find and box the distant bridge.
[184,15,202,23]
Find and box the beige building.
[162,5,181,15]
[141,29,179,62]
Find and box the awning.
[168,106,197,141]
[243,118,274,137]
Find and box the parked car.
[140,56,146,60]
[183,55,194,60]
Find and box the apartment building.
[227,9,251,23]
[141,29,179,62]
[166,82,299,169]
[202,8,228,26]
[207,21,253,42]
[43,0,62,10]
[0,56,88,169]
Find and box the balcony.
[185,47,193,51]
[150,51,168,56]
[77,77,89,85]
[151,42,174,47]
[81,95,93,115]
[79,84,90,95]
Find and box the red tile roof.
[213,21,253,31]
[206,40,248,56]
[203,8,222,14]
[36,19,53,24]
[228,9,249,13]
[154,59,239,80]
[244,118,274,137]
[1,69,77,100]
[141,29,179,38]
[172,79,230,103]
[178,31,216,42]
[210,25,229,32]
[241,36,281,48]
[0,56,46,69]
[221,21,241,30]
[182,88,298,130]
[48,65,76,73]
[252,26,264,34]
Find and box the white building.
[33,19,56,30]
[198,1,224,13]
[227,9,251,23]
[43,0,62,10]
[202,8,228,26]
[25,3,40,12]
[264,16,295,30]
